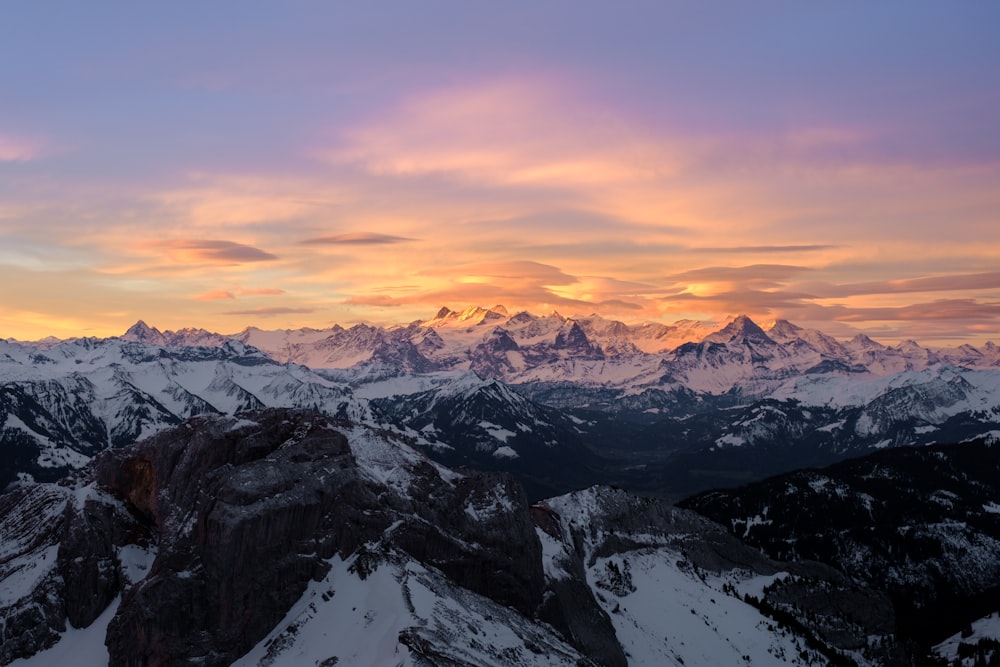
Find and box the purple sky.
[2,2,999,344]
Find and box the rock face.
[5,406,974,667]
[94,410,546,666]
[0,479,150,664]
[1,409,554,666]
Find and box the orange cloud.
[197,289,236,301]
[326,78,672,189]
[147,239,278,265]
[802,271,1000,298]
[195,286,284,301]
[222,306,318,317]
[343,295,403,307]
[302,232,417,245]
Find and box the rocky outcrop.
[0,485,68,663]
[1,409,558,666]
[94,410,548,665]
[0,480,150,664]
[5,405,946,667]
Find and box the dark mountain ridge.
[1,407,924,667]
[680,438,1000,655]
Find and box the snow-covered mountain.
[1,409,909,666]
[7,307,1000,498]
[0,335,363,489]
[367,372,604,499]
[117,306,1000,397]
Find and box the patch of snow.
[118,544,157,585]
[478,421,516,442]
[464,483,516,522]
[0,545,58,607]
[8,597,120,667]
[226,418,260,433]
[715,433,745,448]
[536,528,572,582]
[589,550,822,666]
[935,612,1000,662]
[233,553,583,667]
[492,446,519,459]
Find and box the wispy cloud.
[803,271,1000,298]
[196,286,285,301]
[302,232,416,245]
[669,264,812,284]
[690,245,839,254]
[325,78,672,189]
[197,289,236,301]
[222,306,317,317]
[149,239,278,264]
[822,299,1000,323]
[0,133,44,162]
[342,294,403,307]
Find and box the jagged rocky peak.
[122,319,162,342]
[424,304,510,327]
[849,332,885,349]
[705,314,773,345]
[765,318,803,340]
[434,305,455,320]
[553,319,597,354]
[507,310,535,325]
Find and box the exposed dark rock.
[52,409,546,666]
[0,478,150,664]
[470,328,522,379]
[57,491,148,628]
[0,485,68,663]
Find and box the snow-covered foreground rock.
[0,408,900,666]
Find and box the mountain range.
[4,308,1000,665]
[4,408,998,666]
[4,306,1000,498]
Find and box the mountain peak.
[123,320,162,342]
[850,333,883,349]
[423,305,510,328]
[706,315,773,345]
[766,319,803,339]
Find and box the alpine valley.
[3,307,1000,666]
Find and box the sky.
[2,2,999,346]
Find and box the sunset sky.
[2,2,999,345]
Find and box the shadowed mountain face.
[1,410,552,666]
[680,439,1000,652]
[1,408,928,667]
